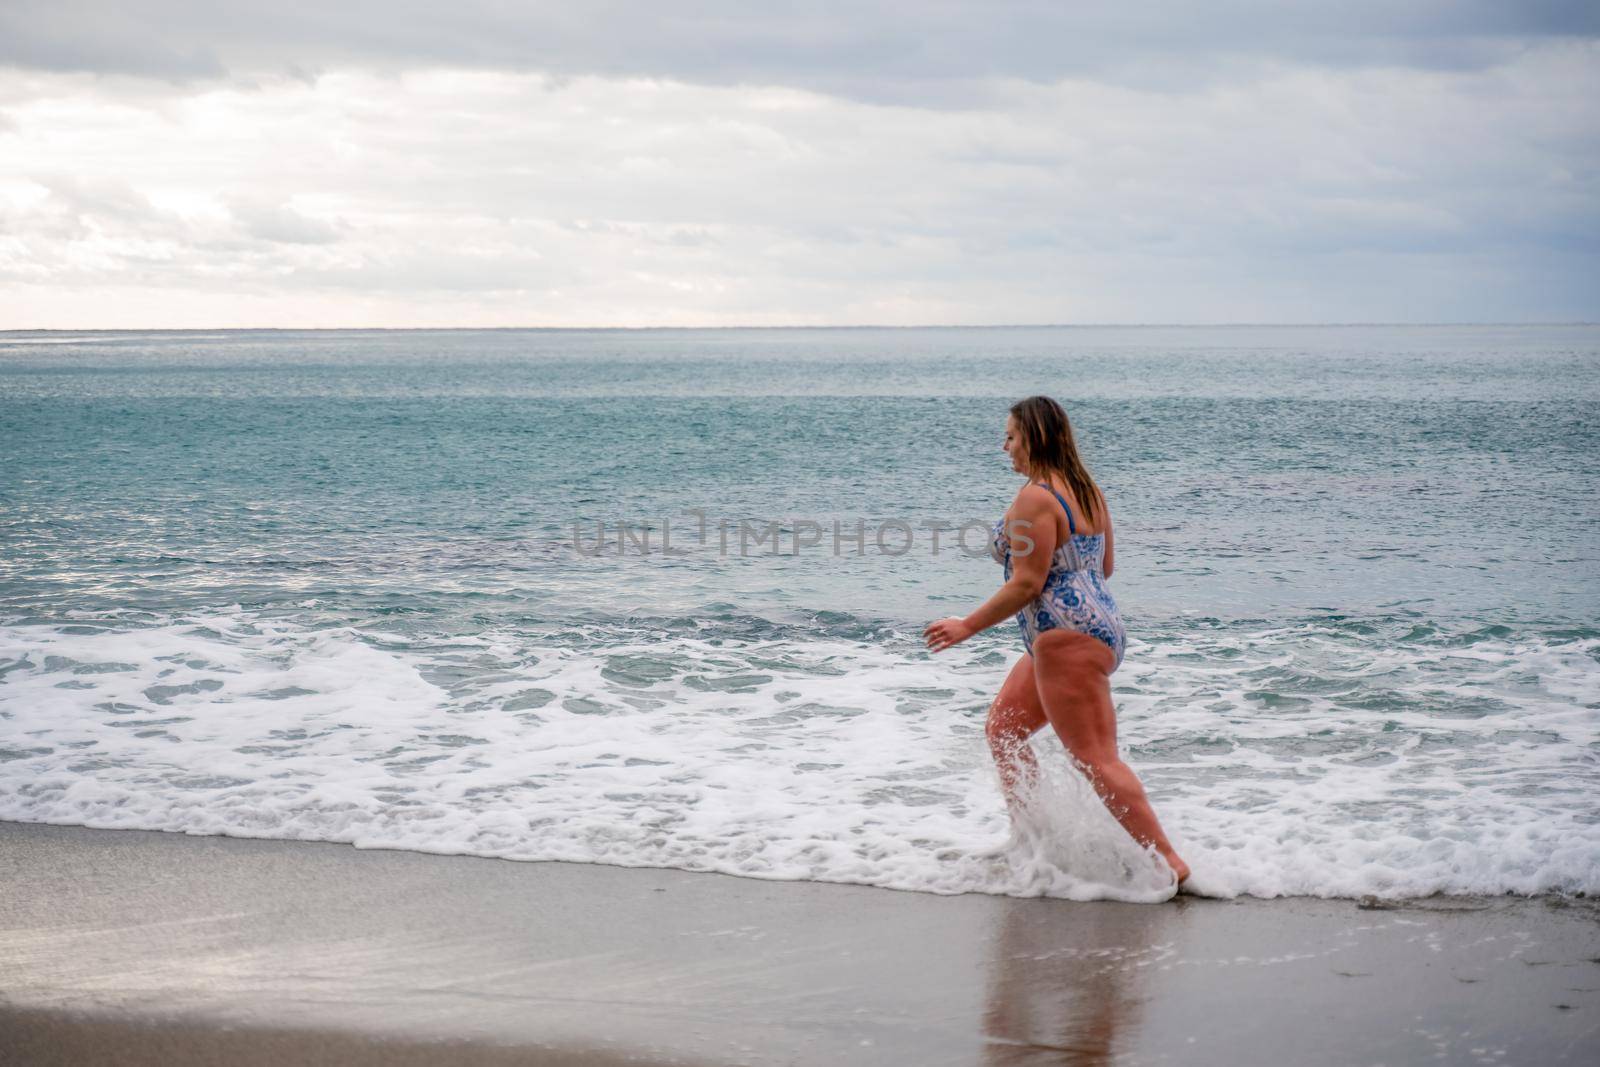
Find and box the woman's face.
[1003,416,1026,474]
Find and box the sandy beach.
[1,820,1595,1065]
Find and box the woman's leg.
[1030,630,1190,883]
[985,653,1047,813]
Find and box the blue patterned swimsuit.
[989,482,1127,670]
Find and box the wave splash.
[1,608,1596,901]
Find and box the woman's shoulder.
[1045,479,1112,536]
[1007,482,1058,514]
[1008,479,1111,525]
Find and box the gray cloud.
[36,174,158,224]
[228,198,341,245]
[0,5,1594,326]
[1,1,1597,102]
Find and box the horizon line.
[2,321,1596,334]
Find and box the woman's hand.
[924,617,975,652]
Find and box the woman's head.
[1004,395,1102,525]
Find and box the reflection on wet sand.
[983,898,1185,1065]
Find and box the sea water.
[2,325,1596,901]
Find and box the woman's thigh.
[1029,629,1119,760]
[987,653,1047,742]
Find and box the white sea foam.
[1,610,1596,901]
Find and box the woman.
[924,396,1189,887]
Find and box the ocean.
[2,324,1596,902]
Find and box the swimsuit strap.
[1035,482,1077,535]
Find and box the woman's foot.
[1167,854,1191,888]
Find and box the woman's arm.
[955,575,1039,639]
[925,487,1056,652]
[1100,489,1114,579]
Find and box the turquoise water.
[2,325,1597,899]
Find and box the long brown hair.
[1009,395,1104,526]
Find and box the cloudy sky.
[1,1,1596,328]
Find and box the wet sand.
[1,820,1596,1065]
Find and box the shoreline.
[2,820,1597,1065]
